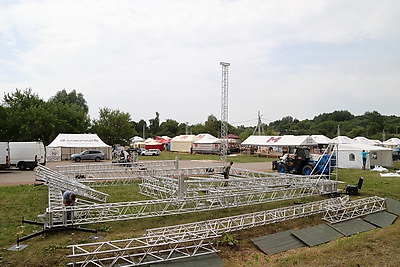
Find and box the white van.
[0,142,10,169]
[9,141,46,170]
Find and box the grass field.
[0,154,399,266]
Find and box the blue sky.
[1,0,399,126]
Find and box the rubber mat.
[363,211,397,228]
[291,224,343,247]
[251,230,305,255]
[385,198,400,216]
[149,253,224,267]
[328,218,376,236]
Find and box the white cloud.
[1,0,399,126]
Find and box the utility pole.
[220,62,230,165]
[253,111,264,135]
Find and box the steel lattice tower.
[220,62,230,165]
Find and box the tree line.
[1,89,399,146]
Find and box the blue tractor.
[273,147,335,175]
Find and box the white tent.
[130,136,144,145]
[353,136,376,146]
[192,134,221,154]
[332,136,355,144]
[241,135,318,147]
[336,143,393,169]
[383,138,400,148]
[169,135,200,153]
[47,133,112,161]
[310,135,332,145]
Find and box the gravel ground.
[0,160,272,186]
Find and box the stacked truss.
[57,160,178,174]
[40,184,319,228]
[139,168,339,199]
[35,165,109,203]
[323,196,386,223]
[68,195,387,266]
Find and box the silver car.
[70,150,105,162]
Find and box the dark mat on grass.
[363,211,397,228]
[385,198,400,216]
[291,224,343,247]
[149,253,223,267]
[328,218,376,236]
[251,230,305,255]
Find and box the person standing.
[223,162,233,186]
[362,150,368,170]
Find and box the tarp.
[169,135,200,153]
[47,133,111,161]
[336,143,393,169]
[241,135,318,147]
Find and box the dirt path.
[0,160,272,186]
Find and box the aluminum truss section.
[323,196,386,223]
[68,230,220,267]
[57,160,178,174]
[35,165,109,203]
[67,197,349,266]
[69,166,225,187]
[146,196,349,237]
[40,184,319,228]
[139,170,339,199]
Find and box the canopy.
[194,134,221,144]
[383,138,400,147]
[48,133,110,148]
[332,136,355,144]
[310,135,333,144]
[241,135,318,147]
[353,136,376,146]
[47,133,111,161]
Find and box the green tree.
[91,108,137,146]
[48,89,89,113]
[149,112,160,136]
[159,119,179,137]
[135,119,147,139]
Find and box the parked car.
[71,150,105,162]
[140,149,160,156]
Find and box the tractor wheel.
[277,163,287,173]
[302,165,313,175]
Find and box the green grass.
[137,150,276,163]
[0,160,399,266]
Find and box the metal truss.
[68,230,220,267]
[323,196,386,223]
[139,168,339,199]
[57,160,178,175]
[146,196,349,237]
[39,184,319,228]
[66,166,225,187]
[35,165,109,203]
[67,196,348,266]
